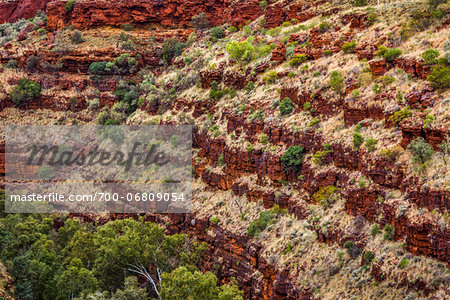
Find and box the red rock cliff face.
[46,0,262,30]
[0,0,50,24]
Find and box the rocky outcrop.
[0,0,49,24]
[46,0,263,30]
[270,43,286,64]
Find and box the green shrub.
[323,49,332,57]
[344,241,361,259]
[309,118,320,127]
[330,71,345,94]
[210,216,220,225]
[398,257,409,269]
[25,55,40,72]
[422,48,440,65]
[390,107,412,125]
[260,133,268,145]
[161,38,186,63]
[365,137,377,152]
[10,78,41,106]
[353,132,364,150]
[209,81,228,100]
[428,0,446,10]
[6,59,17,68]
[303,101,311,111]
[376,45,388,57]
[121,24,133,31]
[378,75,395,86]
[342,41,357,53]
[71,30,84,44]
[279,97,294,116]
[426,65,450,89]
[364,251,375,265]
[288,54,307,67]
[383,224,395,241]
[259,0,268,10]
[281,145,304,171]
[318,22,331,33]
[65,0,76,12]
[407,137,434,165]
[384,48,402,61]
[89,61,108,75]
[191,12,210,31]
[210,26,224,43]
[350,0,367,7]
[228,26,238,33]
[263,71,278,84]
[312,145,332,165]
[226,40,260,62]
[247,210,276,237]
[370,224,381,237]
[245,81,255,93]
[313,186,338,208]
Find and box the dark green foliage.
[426,65,450,89]
[114,80,139,112]
[9,78,41,106]
[398,257,409,269]
[210,26,224,42]
[160,266,243,300]
[383,48,402,61]
[363,251,375,265]
[318,22,331,33]
[71,30,85,44]
[281,145,304,171]
[161,38,187,63]
[365,137,377,152]
[121,24,134,31]
[383,224,395,240]
[89,54,138,75]
[209,80,228,100]
[89,61,108,75]
[370,224,381,237]
[344,241,361,259]
[428,0,446,10]
[342,41,357,53]
[245,81,255,93]
[353,132,364,150]
[65,0,76,12]
[422,48,440,65]
[191,12,210,31]
[390,107,412,125]
[259,0,268,10]
[279,97,294,116]
[330,71,345,94]
[247,210,277,237]
[407,137,434,165]
[6,59,17,68]
[350,0,367,7]
[288,54,307,67]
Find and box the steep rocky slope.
[0,0,449,299]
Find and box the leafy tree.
[111,276,147,300]
[161,38,187,63]
[281,145,304,171]
[160,266,243,300]
[56,258,98,299]
[407,137,434,165]
[330,71,344,94]
[191,12,210,31]
[9,78,41,106]
[279,97,294,116]
[422,48,440,65]
[226,40,256,62]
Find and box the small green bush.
[365,137,377,152]
[71,30,84,44]
[323,49,332,57]
[422,48,440,65]
[121,24,133,31]
[288,54,307,67]
[342,41,357,53]
[364,251,375,265]
[390,107,412,125]
[398,257,409,269]
[210,26,224,42]
[313,186,338,208]
[407,137,434,165]
[245,81,255,93]
[426,65,450,89]
[350,0,367,7]
[383,224,395,241]
[376,45,388,57]
[210,216,220,225]
[370,224,381,237]
[259,0,268,10]
[247,210,276,237]
[279,97,294,116]
[281,145,304,171]
[260,133,268,145]
[384,48,402,61]
[226,40,256,62]
[10,78,41,106]
[263,71,278,84]
[65,0,76,12]
[353,132,364,150]
[318,22,331,33]
[330,71,345,94]
[191,12,210,31]
[161,38,186,63]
